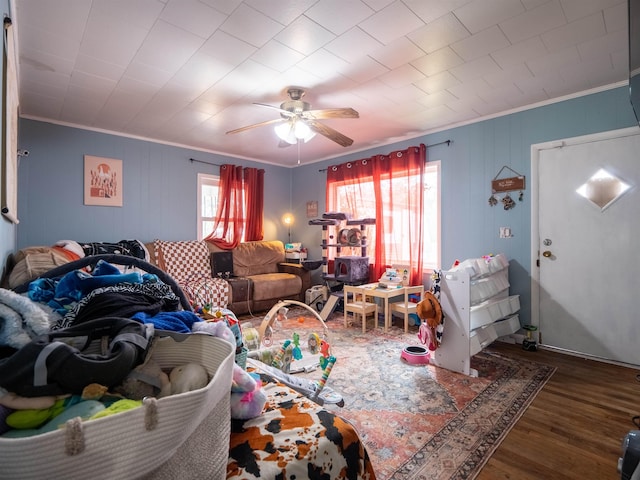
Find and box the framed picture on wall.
[306,200,318,218]
[84,155,123,207]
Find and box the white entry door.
[531,127,640,366]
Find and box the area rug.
[239,308,556,480]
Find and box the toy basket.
[0,332,235,480]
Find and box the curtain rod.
[317,139,451,172]
[189,157,222,167]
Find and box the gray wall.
[7,86,638,326]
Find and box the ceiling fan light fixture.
[274,122,295,144]
[274,119,316,144]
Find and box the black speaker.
[211,251,234,278]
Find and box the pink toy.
[230,364,266,420]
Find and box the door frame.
[529,126,640,348]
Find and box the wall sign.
[491,175,525,193]
[489,165,526,210]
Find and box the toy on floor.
[248,299,343,407]
[230,364,267,420]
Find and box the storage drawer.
[470,269,510,305]
[493,314,521,338]
[470,294,519,329]
[470,324,498,356]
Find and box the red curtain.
[326,144,425,284]
[244,167,264,241]
[204,164,264,249]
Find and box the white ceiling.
[13,0,629,167]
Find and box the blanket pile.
[0,288,54,349]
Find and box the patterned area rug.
[240,307,555,480]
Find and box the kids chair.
[389,285,424,332]
[343,285,379,333]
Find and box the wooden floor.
[477,342,639,480]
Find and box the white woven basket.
[0,333,235,480]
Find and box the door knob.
[542,250,552,258]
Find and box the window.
[197,173,219,240]
[327,161,440,270]
[197,173,249,242]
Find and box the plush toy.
[230,364,266,420]
[115,357,170,400]
[81,383,108,400]
[167,363,208,395]
[192,320,236,347]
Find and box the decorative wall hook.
[502,193,516,210]
[490,165,526,209]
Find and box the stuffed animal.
[115,358,170,400]
[192,320,236,347]
[167,363,208,395]
[230,364,266,420]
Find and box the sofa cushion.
[232,241,285,277]
[250,273,301,302]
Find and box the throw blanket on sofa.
[153,240,230,310]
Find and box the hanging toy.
[488,194,498,206]
[308,332,321,355]
[276,307,288,325]
[311,356,336,402]
[319,340,332,369]
[262,325,273,347]
[292,332,303,360]
[272,340,291,370]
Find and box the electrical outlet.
[499,227,512,238]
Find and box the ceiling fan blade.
[303,108,359,120]
[278,140,293,148]
[226,118,284,135]
[253,102,296,117]
[306,119,354,147]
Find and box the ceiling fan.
[226,87,359,147]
